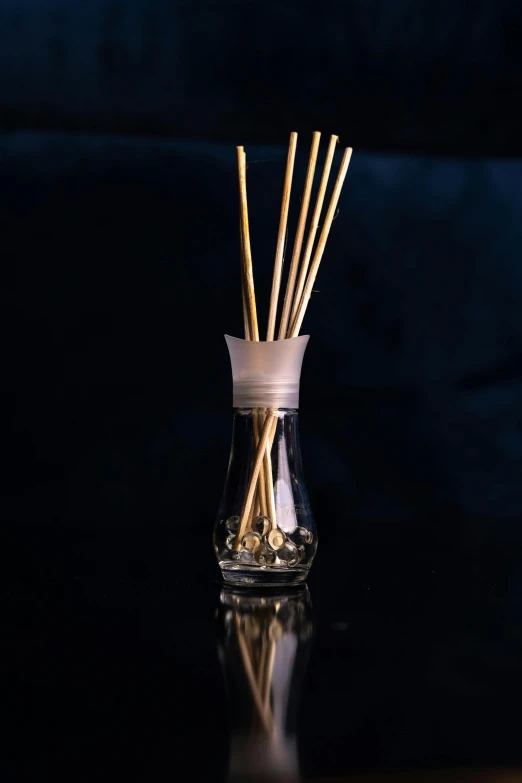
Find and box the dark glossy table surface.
[2,517,522,782]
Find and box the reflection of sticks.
[263,640,276,714]
[257,640,267,714]
[235,618,274,734]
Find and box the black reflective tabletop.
[2,518,522,782]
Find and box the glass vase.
[214,332,317,586]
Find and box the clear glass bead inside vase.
[214,408,317,586]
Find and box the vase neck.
[225,335,309,409]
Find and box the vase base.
[219,562,309,587]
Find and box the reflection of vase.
[213,336,317,588]
[216,586,314,782]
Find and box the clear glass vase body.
[214,408,317,587]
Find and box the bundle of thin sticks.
[235,613,278,735]
[234,132,353,552]
[227,592,311,739]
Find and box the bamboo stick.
[240,217,252,341]
[253,409,269,517]
[267,132,298,341]
[237,148,273,525]
[289,134,338,328]
[288,147,353,338]
[263,416,277,526]
[263,134,300,527]
[277,131,321,339]
[241,288,251,341]
[233,411,278,550]
[237,147,259,341]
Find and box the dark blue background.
[2,1,522,529]
[3,133,522,528]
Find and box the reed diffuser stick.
[288,147,353,338]
[263,418,277,524]
[237,147,259,341]
[261,131,301,532]
[237,147,272,522]
[277,131,321,340]
[267,132,298,342]
[233,410,278,550]
[253,410,269,517]
[289,134,338,328]
[241,288,251,341]
[240,218,252,341]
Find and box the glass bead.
[254,546,276,567]
[295,526,313,545]
[226,533,236,550]
[278,541,299,567]
[253,515,271,536]
[267,528,286,551]
[242,531,262,553]
[297,545,306,561]
[226,515,240,532]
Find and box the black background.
[2,1,522,780]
